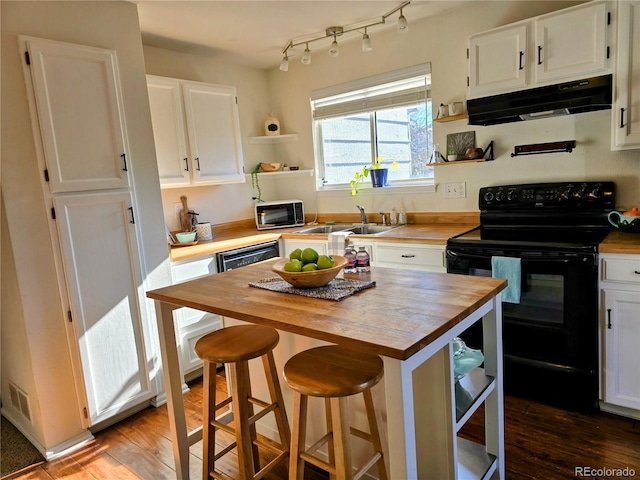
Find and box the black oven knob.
[495,190,506,202]
[591,185,603,198]
[483,191,494,202]
[506,189,518,201]
[578,185,589,198]
[559,187,573,200]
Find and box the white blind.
[311,64,431,120]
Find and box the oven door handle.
[447,250,585,262]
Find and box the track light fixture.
[398,8,409,33]
[280,1,409,70]
[362,28,372,52]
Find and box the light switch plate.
[445,182,466,198]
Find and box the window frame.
[311,64,435,195]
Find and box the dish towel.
[328,231,352,256]
[491,256,521,304]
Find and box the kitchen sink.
[293,223,400,235]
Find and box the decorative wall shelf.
[248,134,299,144]
[434,158,486,166]
[434,114,468,123]
[246,169,314,179]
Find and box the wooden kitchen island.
[147,260,506,480]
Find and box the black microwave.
[255,199,305,230]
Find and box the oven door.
[446,246,599,411]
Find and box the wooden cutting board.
[179,196,193,232]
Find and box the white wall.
[266,0,640,216]
[1,0,170,454]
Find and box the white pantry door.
[54,191,154,425]
[23,37,130,192]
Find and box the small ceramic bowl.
[260,163,282,172]
[271,255,347,288]
[175,231,196,243]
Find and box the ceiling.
[134,1,470,69]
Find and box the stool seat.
[284,345,384,398]
[195,324,279,364]
[284,345,388,480]
[195,325,290,480]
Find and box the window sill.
[317,181,436,197]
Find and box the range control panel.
[479,181,615,209]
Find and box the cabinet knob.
[183,157,189,171]
[519,51,524,70]
[620,108,626,129]
[607,308,612,329]
[195,157,201,171]
[537,45,543,65]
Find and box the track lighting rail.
[279,1,409,70]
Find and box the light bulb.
[279,55,289,72]
[301,45,311,65]
[329,37,339,57]
[398,12,409,33]
[362,33,372,52]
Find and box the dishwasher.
[216,240,280,272]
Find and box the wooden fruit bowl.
[272,255,347,288]
[260,163,282,172]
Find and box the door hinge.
[68,310,73,322]
[25,51,31,65]
[51,207,56,220]
[44,169,49,182]
[83,407,88,419]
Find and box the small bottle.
[344,243,357,273]
[399,201,407,225]
[390,206,398,225]
[355,246,370,273]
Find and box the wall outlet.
[445,182,466,199]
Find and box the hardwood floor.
[5,372,639,480]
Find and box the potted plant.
[447,150,459,162]
[350,157,397,195]
[251,163,263,202]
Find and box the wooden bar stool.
[284,345,388,480]
[195,324,290,480]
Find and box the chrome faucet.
[356,205,367,224]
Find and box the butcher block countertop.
[599,230,640,254]
[169,213,480,263]
[148,259,506,360]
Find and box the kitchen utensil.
[179,196,193,232]
[448,102,463,116]
[195,222,213,241]
[271,255,347,288]
[607,211,640,233]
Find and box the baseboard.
[599,401,640,420]
[1,407,94,461]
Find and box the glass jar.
[355,246,370,273]
[344,243,357,273]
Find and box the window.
[311,64,433,191]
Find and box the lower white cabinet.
[375,242,446,272]
[283,239,329,257]
[599,254,640,416]
[54,191,155,425]
[171,256,222,376]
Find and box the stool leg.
[330,397,353,480]
[363,389,388,480]
[324,398,336,480]
[202,361,216,480]
[230,360,259,478]
[289,391,307,480]
[262,351,291,451]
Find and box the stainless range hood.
[467,75,612,126]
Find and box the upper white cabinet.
[534,2,608,84]
[147,75,245,188]
[612,0,640,149]
[24,37,130,192]
[468,24,529,97]
[468,2,612,99]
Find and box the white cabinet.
[283,238,329,256]
[23,37,130,193]
[22,36,156,427]
[467,2,612,99]
[612,1,640,149]
[468,24,529,98]
[599,254,640,417]
[171,256,222,377]
[147,75,245,188]
[375,242,446,272]
[534,2,609,84]
[54,191,154,425]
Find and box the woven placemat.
[249,277,376,301]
